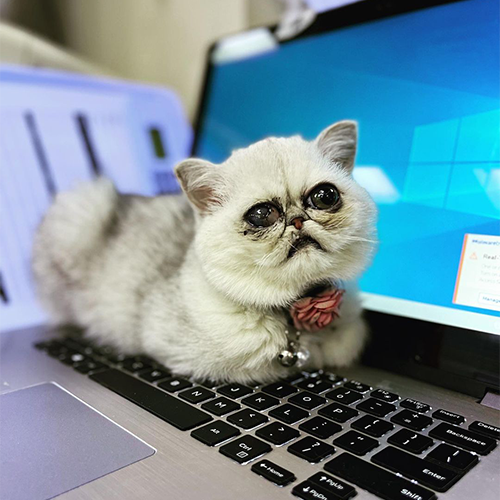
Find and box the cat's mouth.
[288,235,322,259]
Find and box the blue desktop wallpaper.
[196,0,500,317]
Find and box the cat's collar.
[290,287,344,332]
[278,283,345,368]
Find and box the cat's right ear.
[175,159,224,214]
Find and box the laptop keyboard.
[35,337,499,500]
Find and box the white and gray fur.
[33,121,377,383]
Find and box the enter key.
[372,446,460,492]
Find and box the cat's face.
[176,121,377,308]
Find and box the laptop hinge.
[480,390,500,410]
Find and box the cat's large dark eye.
[306,183,340,210]
[244,203,280,227]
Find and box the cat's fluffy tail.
[32,177,118,322]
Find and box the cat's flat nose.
[290,217,304,230]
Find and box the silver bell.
[295,345,311,368]
[278,348,298,367]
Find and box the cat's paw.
[321,318,368,368]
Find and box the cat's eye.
[306,183,340,210]
[244,203,280,227]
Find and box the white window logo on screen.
[403,110,500,219]
[454,234,500,312]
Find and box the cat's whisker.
[340,236,378,244]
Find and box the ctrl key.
[219,435,271,465]
[251,459,296,486]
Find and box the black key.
[320,373,345,384]
[426,443,479,472]
[201,397,240,416]
[429,422,497,455]
[334,430,378,456]
[300,416,342,439]
[319,402,358,423]
[251,459,296,487]
[292,481,340,500]
[269,404,309,424]
[59,337,94,353]
[469,420,500,439]
[372,446,460,492]
[388,428,433,454]
[400,398,431,413]
[74,359,108,374]
[241,392,279,411]
[296,379,332,394]
[326,453,437,500]
[288,391,326,410]
[178,386,215,404]
[391,409,433,431]
[256,422,300,445]
[283,372,306,384]
[261,382,298,398]
[357,398,396,418]
[308,472,357,500]
[53,348,78,363]
[198,379,219,389]
[34,340,54,351]
[59,351,88,366]
[120,356,153,373]
[139,368,171,383]
[246,381,261,389]
[227,409,269,429]
[158,377,192,393]
[371,389,399,403]
[218,383,253,399]
[191,420,240,446]
[351,415,394,437]
[45,340,70,357]
[90,369,212,430]
[288,436,335,463]
[93,345,127,363]
[325,387,362,405]
[433,408,466,426]
[219,435,271,464]
[344,380,371,393]
[67,351,92,363]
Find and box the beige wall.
[53,0,283,120]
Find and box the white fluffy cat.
[33,120,377,383]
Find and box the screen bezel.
[192,0,499,397]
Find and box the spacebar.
[324,453,436,500]
[90,369,212,431]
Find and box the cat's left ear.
[316,120,357,174]
[175,159,224,214]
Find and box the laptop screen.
[194,0,500,334]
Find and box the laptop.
[1,0,499,499]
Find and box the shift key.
[324,453,436,500]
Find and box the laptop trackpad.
[0,382,155,500]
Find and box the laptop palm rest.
[0,382,155,500]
